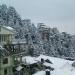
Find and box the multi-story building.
[0,25,27,75]
[0,26,15,75]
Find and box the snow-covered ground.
[22,55,75,75]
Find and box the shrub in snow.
[72,62,75,68]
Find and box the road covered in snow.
[22,55,75,75]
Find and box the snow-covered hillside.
[0,4,75,57]
[22,55,75,75]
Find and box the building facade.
[0,56,14,75]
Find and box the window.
[3,58,8,64]
[4,68,7,75]
[0,26,1,32]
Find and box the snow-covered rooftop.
[22,56,38,65]
[21,55,75,75]
[3,26,14,31]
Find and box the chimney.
[45,69,50,75]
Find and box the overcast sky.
[0,0,75,34]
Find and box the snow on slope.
[36,55,72,69]
[33,55,75,75]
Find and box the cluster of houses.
[0,25,53,75]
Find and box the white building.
[0,25,15,45]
